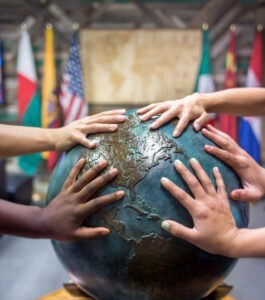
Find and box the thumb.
[161,220,196,242]
[230,189,254,202]
[73,227,110,240]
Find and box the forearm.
[198,88,265,116]
[229,228,265,258]
[0,124,56,157]
[0,199,48,238]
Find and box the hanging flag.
[239,28,263,163]
[219,27,238,141]
[0,40,5,105]
[193,24,216,126]
[17,29,42,175]
[59,30,88,125]
[42,24,61,171]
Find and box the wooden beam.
[188,0,238,28]
[132,0,169,28]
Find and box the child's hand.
[41,158,124,241]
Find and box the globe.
[47,109,249,300]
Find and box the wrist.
[225,228,248,258]
[48,128,60,151]
[38,207,55,239]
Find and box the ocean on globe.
[47,109,249,300]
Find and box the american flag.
[59,31,88,124]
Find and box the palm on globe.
[47,109,248,300]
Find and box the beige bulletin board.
[80,29,201,105]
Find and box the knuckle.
[195,205,209,219]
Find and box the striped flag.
[59,30,88,125]
[42,24,61,171]
[0,40,4,105]
[17,29,42,175]
[239,29,263,163]
[219,28,238,141]
[193,25,216,125]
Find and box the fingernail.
[110,125,118,130]
[150,123,157,129]
[173,130,179,137]
[116,190,125,197]
[99,160,107,167]
[161,177,169,183]
[213,166,219,172]
[161,221,170,232]
[204,145,212,150]
[175,159,182,166]
[110,168,118,175]
[190,158,198,164]
[118,115,126,121]
[194,123,199,131]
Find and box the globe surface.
[47,110,249,300]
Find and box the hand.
[203,125,265,202]
[137,93,208,137]
[160,158,240,256]
[53,109,127,151]
[41,158,125,241]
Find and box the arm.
[160,158,265,258]
[0,159,124,240]
[138,88,265,136]
[0,109,126,157]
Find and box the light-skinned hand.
[137,93,208,137]
[53,109,127,151]
[160,158,240,256]
[203,124,265,202]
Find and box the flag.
[59,30,88,125]
[17,30,42,175]
[239,29,263,163]
[219,29,238,141]
[0,40,5,105]
[194,25,216,125]
[42,24,61,171]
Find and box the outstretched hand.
[203,125,265,202]
[41,158,125,241]
[137,94,208,137]
[53,109,127,151]
[160,158,240,256]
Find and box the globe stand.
[38,283,235,300]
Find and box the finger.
[193,112,209,132]
[78,168,119,200]
[213,167,227,199]
[72,161,108,193]
[137,103,161,115]
[206,124,230,138]
[174,160,205,198]
[73,227,110,240]
[82,190,125,215]
[86,115,126,124]
[160,177,196,214]
[86,123,118,134]
[202,128,233,152]
[173,112,190,137]
[76,135,97,148]
[95,109,126,116]
[63,158,86,189]
[189,158,215,195]
[230,189,260,202]
[140,104,169,122]
[204,145,238,169]
[161,220,197,243]
[150,107,179,129]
